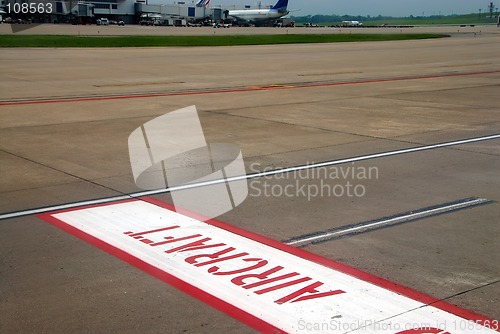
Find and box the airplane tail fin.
[196,0,210,7]
[272,0,288,10]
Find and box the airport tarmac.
[0,27,499,333]
[1,22,500,36]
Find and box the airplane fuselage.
[228,9,288,23]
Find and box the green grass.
[0,34,448,47]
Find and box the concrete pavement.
[0,28,499,333]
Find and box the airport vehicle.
[213,22,230,28]
[226,0,289,26]
[342,20,363,27]
[108,20,125,26]
[276,17,294,27]
[139,13,163,26]
[96,18,109,25]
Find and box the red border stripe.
[37,200,283,333]
[37,197,499,333]
[3,70,500,107]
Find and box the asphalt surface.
[0,25,499,333]
[0,22,497,35]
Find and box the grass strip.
[0,34,448,47]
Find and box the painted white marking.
[42,200,497,334]
[0,195,132,220]
[1,134,499,221]
[134,134,500,194]
[286,197,491,246]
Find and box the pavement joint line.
[283,197,494,247]
[0,133,499,221]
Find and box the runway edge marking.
[37,197,499,334]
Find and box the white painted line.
[0,195,132,220]
[1,134,499,221]
[38,199,498,334]
[133,134,500,194]
[285,197,492,247]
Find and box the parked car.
[96,18,109,26]
[213,22,230,28]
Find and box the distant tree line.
[290,14,462,23]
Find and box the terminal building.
[1,0,268,25]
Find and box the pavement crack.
[436,280,500,303]
[0,149,127,199]
[206,107,395,142]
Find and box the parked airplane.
[342,20,363,27]
[226,0,289,26]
